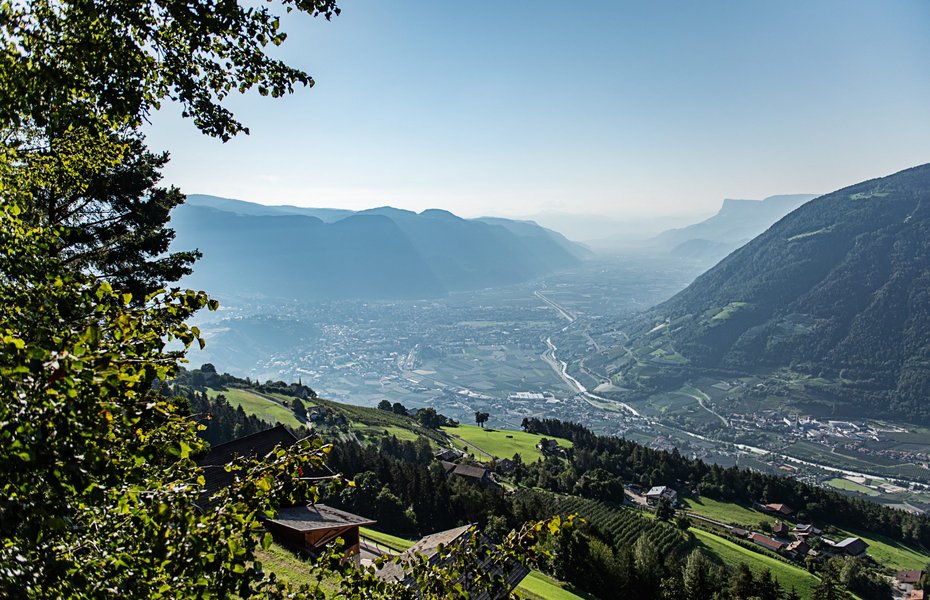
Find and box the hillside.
[190,377,930,599]
[611,164,930,421]
[651,194,817,261]
[169,196,590,300]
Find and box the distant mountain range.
[651,194,818,262]
[610,164,930,421]
[170,195,591,300]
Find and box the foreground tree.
[0,178,564,599]
[26,130,200,299]
[0,0,341,140]
[0,1,568,595]
[1,0,342,296]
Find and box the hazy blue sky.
[145,0,930,219]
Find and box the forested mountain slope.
[620,164,930,420]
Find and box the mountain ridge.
[607,164,930,421]
[170,196,591,300]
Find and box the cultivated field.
[442,424,571,461]
[682,497,776,528]
[824,477,879,496]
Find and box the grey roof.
[834,537,867,548]
[197,425,298,506]
[376,525,528,599]
[440,461,491,481]
[378,525,472,583]
[265,504,376,533]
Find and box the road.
[543,337,641,416]
[675,388,729,427]
[534,289,575,323]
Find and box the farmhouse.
[645,485,678,507]
[496,458,516,473]
[763,503,794,517]
[730,527,750,538]
[896,570,924,594]
[791,523,822,537]
[440,461,497,487]
[263,504,376,560]
[824,537,868,557]
[197,425,299,507]
[772,521,789,537]
[376,525,529,599]
[785,539,809,558]
[434,448,463,462]
[750,533,785,553]
[536,438,562,456]
[197,426,376,560]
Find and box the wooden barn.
[197,425,376,560]
[263,504,376,559]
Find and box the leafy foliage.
[0,0,340,139]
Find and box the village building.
[791,523,822,537]
[645,485,678,507]
[197,425,376,560]
[785,539,809,558]
[440,461,498,487]
[762,503,794,517]
[376,525,528,599]
[895,570,924,594]
[772,521,789,537]
[750,533,785,553]
[824,537,868,557]
[434,448,463,462]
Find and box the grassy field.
[835,527,930,571]
[441,424,571,461]
[313,397,448,445]
[256,542,333,593]
[692,529,819,598]
[825,477,879,496]
[682,497,776,527]
[350,422,422,443]
[516,570,594,600]
[360,528,414,552]
[206,387,305,429]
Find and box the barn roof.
[265,504,376,533]
[197,425,298,506]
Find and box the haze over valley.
[176,164,930,515]
[9,2,930,598]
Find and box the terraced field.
[538,493,690,557]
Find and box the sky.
[145,0,930,220]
